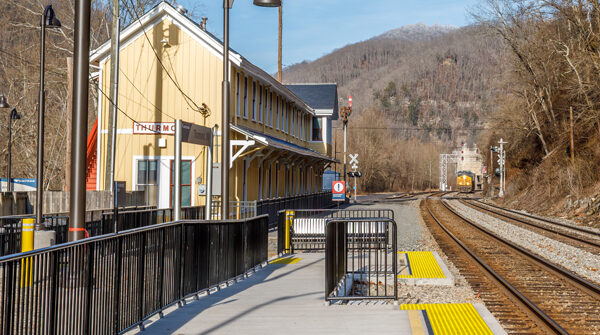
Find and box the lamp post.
[221,0,280,219]
[0,95,11,192]
[36,5,61,229]
[7,109,22,192]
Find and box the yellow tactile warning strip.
[407,310,431,335]
[398,251,446,278]
[401,304,493,335]
[269,257,301,265]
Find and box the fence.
[277,209,395,253]
[257,192,335,228]
[0,206,202,257]
[0,215,269,334]
[325,218,398,302]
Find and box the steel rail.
[424,197,568,335]
[476,199,600,237]
[441,200,600,300]
[463,199,600,250]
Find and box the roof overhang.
[231,124,336,163]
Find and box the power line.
[333,126,521,131]
[121,0,210,118]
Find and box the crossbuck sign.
[349,154,359,170]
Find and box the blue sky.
[180,0,480,73]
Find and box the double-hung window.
[276,96,280,129]
[243,77,248,118]
[137,159,158,205]
[312,117,323,141]
[252,82,257,120]
[269,92,273,127]
[258,85,263,123]
[236,73,240,117]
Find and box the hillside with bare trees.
[283,24,507,192]
[475,0,600,225]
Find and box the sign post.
[332,180,346,203]
[174,120,213,221]
[349,153,359,202]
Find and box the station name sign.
[133,122,175,135]
[181,121,211,146]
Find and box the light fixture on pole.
[0,95,11,193]
[0,95,9,109]
[36,5,61,229]
[221,0,281,220]
[7,108,22,193]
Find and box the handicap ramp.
[130,253,414,334]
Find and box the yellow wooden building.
[87,2,337,209]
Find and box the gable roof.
[285,84,339,120]
[90,1,315,116]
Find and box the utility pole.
[69,0,91,241]
[221,0,232,220]
[106,0,121,195]
[498,138,507,198]
[570,106,575,165]
[489,146,494,198]
[277,3,282,82]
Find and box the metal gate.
[277,209,395,253]
[325,218,397,302]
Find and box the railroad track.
[461,200,600,255]
[422,197,600,334]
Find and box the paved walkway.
[131,253,412,335]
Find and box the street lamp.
[221,0,281,219]
[0,95,10,192]
[7,109,22,192]
[36,5,61,228]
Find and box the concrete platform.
[398,251,454,286]
[129,253,415,335]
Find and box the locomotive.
[456,170,475,193]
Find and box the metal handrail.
[0,215,269,334]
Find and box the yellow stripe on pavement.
[400,304,493,335]
[398,251,445,279]
[269,257,301,265]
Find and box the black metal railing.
[257,192,335,228]
[0,206,204,257]
[0,215,268,334]
[325,217,397,302]
[277,209,395,253]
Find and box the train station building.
[86,1,337,209]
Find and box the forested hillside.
[283,24,507,191]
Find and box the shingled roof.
[285,84,339,120]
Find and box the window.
[276,96,280,129]
[252,82,257,120]
[170,160,192,207]
[258,85,263,123]
[236,73,240,116]
[301,115,304,140]
[312,117,323,141]
[269,92,273,127]
[283,103,287,133]
[243,77,248,118]
[137,159,158,190]
[137,159,158,206]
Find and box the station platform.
[127,252,505,335]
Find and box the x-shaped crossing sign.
[349,154,359,165]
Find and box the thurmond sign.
[133,122,175,134]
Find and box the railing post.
[137,232,146,330]
[113,237,123,334]
[84,242,95,334]
[2,261,14,335]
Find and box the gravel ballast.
[448,200,600,285]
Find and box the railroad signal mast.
[498,138,507,198]
[340,95,352,191]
